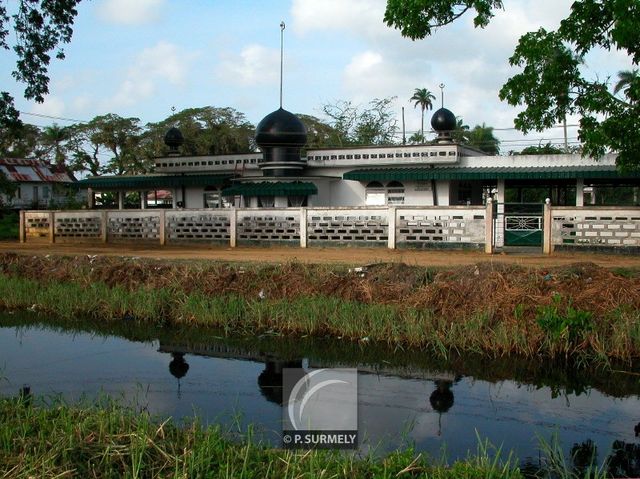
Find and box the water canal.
[1,312,639,475]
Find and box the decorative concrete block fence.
[19,203,640,254]
[551,207,640,250]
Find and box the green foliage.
[0,211,18,240]
[142,106,255,158]
[297,113,342,148]
[384,0,504,41]
[384,0,640,169]
[322,97,399,146]
[410,87,436,138]
[0,1,82,129]
[0,170,16,200]
[516,142,565,155]
[536,293,594,344]
[466,123,500,154]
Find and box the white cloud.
[97,0,166,25]
[31,96,65,118]
[292,0,386,38]
[106,41,196,109]
[215,44,279,86]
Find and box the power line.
[19,111,87,123]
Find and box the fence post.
[101,211,108,243]
[48,211,55,244]
[19,210,25,243]
[230,208,237,247]
[387,206,396,249]
[300,207,308,248]
[543,198,553,255]
[485,198,494,254]
[159,209,166,246]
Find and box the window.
[370,154,377,159]
[322,155,329,160]
[354,154,361,159]
[395,153,402,158]
[215,161,220,165]
[346,154,353,159]
[338,155,345,160]
[331,155,337,160]
[203,187,220,208]
[362,154,369,159]
[259,196,275,208]
[365,181,385,206]
[412,152,420,157]
[386,181,405,205]
[42,186,50,199]
[288,195,307,207]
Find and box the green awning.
[222,181,318,197]
[77,174,232,190]
[343,166,640,181]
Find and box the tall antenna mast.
[439,83,445,109]
[280,21,285,108]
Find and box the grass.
[0,253,639,364]
[0,270,639,365]
[0,395,536,479]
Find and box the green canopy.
[78,174,232,190]
[222,181,318,197]
[343,166,640,182]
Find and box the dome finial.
[439,83,445,109]
[280,21,286,109]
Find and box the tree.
[0,122,40,158]
[90,114,144,175]
[613,69,639,103]
[297,114,342,148]
[410,87,436,140]
[1,1,82,131]
[384,0,640,169]
[40,123,70,166]
[466,123,500,155]
[0,170,17,202]
[322,97,398,146]
[142,106,255,158]
[516,142,564,155]
[452,116,470,143]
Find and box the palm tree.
[613,69,639,102]
[410,88,435,141]
[41,123,70,166]
[467,123,500,155]
[452,117,469,143]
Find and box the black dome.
[255,108,307,147]
[430,108,456,132]
[164,126,184,148]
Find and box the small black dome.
[255,108,307,147]
[164,126,184,148]
[430,108,456,132]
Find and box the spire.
[439,83,445,109]
[280,21,286,108]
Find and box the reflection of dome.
[255,108,307,147]
[429,380,454,413]
[430,108,456,132]
[169,353,189,379]
[257,359,304,406]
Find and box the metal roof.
[222,181,318,197]
[343,166,640,181]
[77,174,233,190]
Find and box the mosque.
[78,105,638,211]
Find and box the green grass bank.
[0,253,639,363]
[2,396,607,479]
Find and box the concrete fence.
[19,203,640,254]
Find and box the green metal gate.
[495,203,544,247]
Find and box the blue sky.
[2,0,634,150]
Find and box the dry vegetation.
[0,253,638,362]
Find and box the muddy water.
[1,313,639,474]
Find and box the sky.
[1,0,635,152]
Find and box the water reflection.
[1,315,640,471]
[168,353,189,398]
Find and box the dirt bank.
[2,240,640,268]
